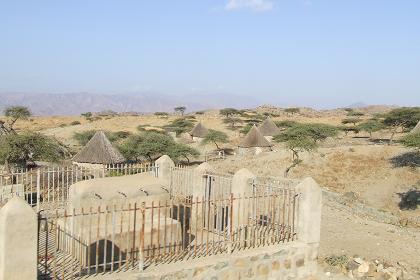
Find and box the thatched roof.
[239,126,273,148]
[411,120,420,134]
[258,117,280,136]
[73,131,126,164]
[190,122,209,138]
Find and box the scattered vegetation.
[400,132,420,150]
[154,112,169,117]
[274,120,299,129]
[325,255,349,267]
[70,121,81,126]
[284,108,300,115]
[73,130,131,146]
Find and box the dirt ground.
[8,110,420,276]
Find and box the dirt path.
[319,194,420,276]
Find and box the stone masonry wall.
[136,241,318,280]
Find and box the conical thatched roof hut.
[190,122,209,138]
[258,117,280,136]
[239,125,272,148]
[73,131,125,164]
[411,120,420,134]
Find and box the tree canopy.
[0,132,64,166]
[383,107,420,131]
[164,118,196,136]
[3,106,31,131]
[119,132,198,162]
[174,106,187,116]
[201,129,229,150]
[357,119,385,137]
[273,123,338,176]
[220,108,239,118]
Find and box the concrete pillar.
[295,177,322,245]
[231,168,255,225]
[155,155,175,183]
[0,197,37,280]
[191,162,215,231]
[192,162,215,198]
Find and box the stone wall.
[136,241,318,280]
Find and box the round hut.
[190,122,209,142]
[410,120,420,134]
[238,125,273,155]
[258,117,281,141]
[72,131,126,169]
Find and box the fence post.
[0,197,37,280]
[295,177,322,261]
[231,168,255,226]
[155,155,175,183]
[191,162,215,232]
[36,169,41,212]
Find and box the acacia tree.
[382,107,420,144]
[274,123,338,177]
[0,132,64,168]
[174,106,187,116]
[3,106,31,133]
[220,108,239,118]
[164,118,196,136]
[223,117,242,129]
[201,129,229,150]
[357,119,385,138]
[119,132,198,163]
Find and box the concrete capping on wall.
[295,177,322,246]
[0,197,37,280]
[155,155,175,182]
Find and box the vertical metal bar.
[132,203,137,268]
[139,202,145,271]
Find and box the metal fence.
[0,163,158,210]
[170,167,233,202]
[37,191,299,279]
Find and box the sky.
[0,0,419,108]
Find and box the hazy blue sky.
[1,0,419,108]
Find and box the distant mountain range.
[0,92,259,116]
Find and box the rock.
[346,260,359,271]
[354,258,364,264]
[358,262,370,274]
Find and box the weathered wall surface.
[136,242,318,280]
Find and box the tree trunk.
[285,150,299,177]
[389,127,398,145]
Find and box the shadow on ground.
[390,151,420,168]
[397,189,420,210]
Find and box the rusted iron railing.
[37,191,299,279]
[0,163,158,210]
